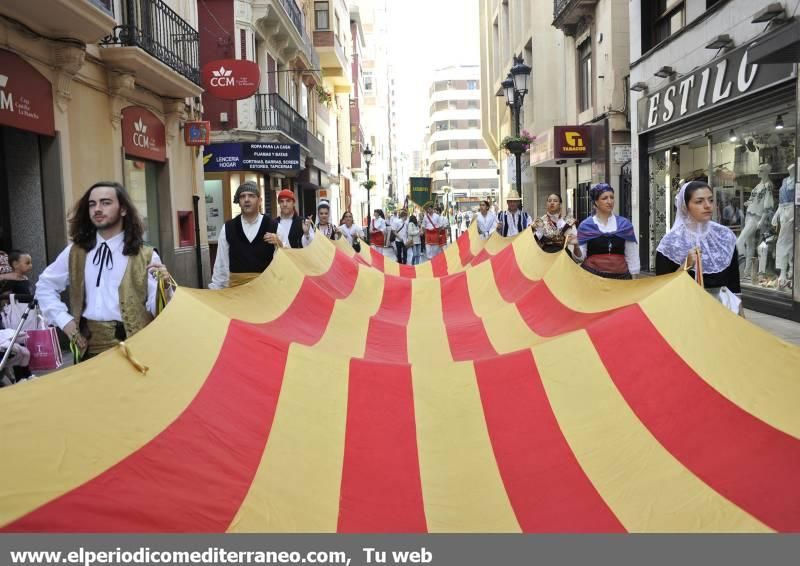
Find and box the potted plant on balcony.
[500,129,536,154]
[316,85,335,108]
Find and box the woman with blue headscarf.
[576,183,639,279]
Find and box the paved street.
[745,309,800,345]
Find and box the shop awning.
[750,19,800,64]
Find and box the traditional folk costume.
[210,214,275,289]
[36,232,163,356]
[656,182,741,311]
[577,214,639,279]
[423,212,445,259]
[497,189,530,237]
[475,211,497,240]
[370,216,388,255]
[339,223,364,248]
[534,213,577,253]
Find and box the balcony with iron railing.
[255,93,308,146]
[99,0,202,97]
[254,0,320,79]
[552,0,598,36]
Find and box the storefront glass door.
[123,158,160,251]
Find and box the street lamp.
[363,144,373,244]
[497,54,532,206]
[442,159,452,242]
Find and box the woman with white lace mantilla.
[656,180,741,307]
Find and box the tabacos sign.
[638,36,794,133]
[0,49,55,136]
[201,59,260,100]
[122,106,166,162]
[554,126,591,158]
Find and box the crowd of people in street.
[0,177,746,387]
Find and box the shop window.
[204,179,225,243]
[314,1,329,30]
[578,38,592,112]
[710,114,796,294]
[643,0,685,51]
[123,159,159,250]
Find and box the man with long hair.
[36,181,171,360]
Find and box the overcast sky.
[387,0,480,155]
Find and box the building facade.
[629,0,800,320]
[427,65,498,211]
[479,0,569,214]
[198,0,324,268]
[0,0,206,286]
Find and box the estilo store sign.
[0,49,55,136]
[122,106,166,162]
[638,32,795,133]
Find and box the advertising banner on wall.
[203,143,301,171]
[201,59,260,100]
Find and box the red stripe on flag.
[263,250,359,345]
[470,248,491,266]
[369,247,385,272]
[338,359,427,532]
[3,252,359,532]
[440,273,497,361]
[399,264,416,278]
[588,306,800,532]
[364,276,412,363]
[457,232,473,266]
[489,246,614,336]
[3,323,289,532]
[475,350,625,532]
[430,251,448,277]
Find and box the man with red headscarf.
[263,189,314,250]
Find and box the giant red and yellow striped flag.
[1,225,798,533]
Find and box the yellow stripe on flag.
[0,292,230,525]
[412,362,520,532]
[534,331,770,532]
[228,343,350,532]
[640,275,800,440]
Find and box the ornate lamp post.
[498,55,532,204]
[363,144,373,244]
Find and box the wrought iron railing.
[279,0,305,36]
[553,0,575,20]
[255,93,308,145]
[100,0,200,85]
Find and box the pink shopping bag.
[27,327,63,371]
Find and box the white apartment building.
[428,65,498,211]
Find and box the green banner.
[409,177,433,208]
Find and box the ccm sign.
[122,106,166,162]
[201,59,260,100]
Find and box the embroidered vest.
[68,244,154,338]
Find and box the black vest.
[586,234,626,257]
[225,215,275,273]
[273,216,305,249]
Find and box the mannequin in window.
[771,164,795,288]
[736,163,774,278]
